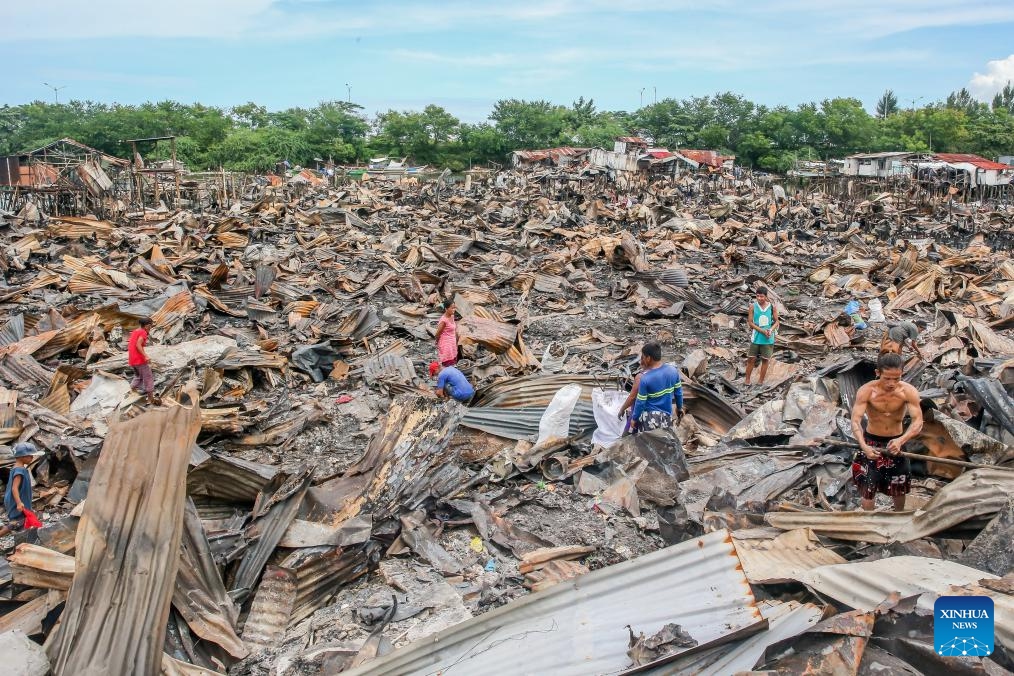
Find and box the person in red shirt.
[128,317,155,404]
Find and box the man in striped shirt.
[618,342,684,433]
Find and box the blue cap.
[12,442,37,458]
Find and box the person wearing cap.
[429,361,474,404]
[0,442,36,537]
[128,317,155,404]
[880,321,924,361]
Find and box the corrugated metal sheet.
[764,510,911,544]
[187,453,279,504]
[658,600,823,676]
[769,468,1014,543]
[461,402,597,440]
[933,153,1011,171]
[47,397,202,675]
[0,313,25,346]
[228,467,313,603]
[172,499,247,660]
[470,375,743,435]
[958,376,1014,436]
[342,529,763,676]
[733,529,847,584]
[797,556,1013,649]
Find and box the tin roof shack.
[932,153,1013,188]
[0,138,129,218]
[842,151,912,178]
[510,147,590,170]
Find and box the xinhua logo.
[934,596,994,657]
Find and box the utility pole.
[42,82,66,104]
[653,86,657,104]
[345,83,351,103]
[640,88,645,108]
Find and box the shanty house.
[931,153,1012,187]
[842,152,912,178]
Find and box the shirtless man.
[850,352,923,511]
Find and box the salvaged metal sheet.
[172,499,247,660]
[733,528,847,584]
[341,529,763,676]
[46,398,202,676]
[796,556,1012,649]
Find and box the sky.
[5,0,1014,122]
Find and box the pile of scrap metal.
[0,154,1012,674]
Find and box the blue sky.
[6,1,1014,122]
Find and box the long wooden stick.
[821,437,1014,471]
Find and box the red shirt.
[128,328,149,366]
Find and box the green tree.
[490,99,570,148]
[876,89,898,118]
[993,81,1014,114]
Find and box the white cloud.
[970,54,1014,99]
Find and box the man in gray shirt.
[880,321,924,361]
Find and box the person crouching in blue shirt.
[429,361,475,404]
[618,342,684,434]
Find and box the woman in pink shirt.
[435,301,458,366]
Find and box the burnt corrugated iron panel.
[660,600,823,676]
[0,353,56,389]
[733,529,846,584]
[958,376,1014,435]
[0,313,25,346]
[172,499,247,660]
[46,398,202,675]
[187,453,279,504]
[280,544,374,626]
[462,402,596,440]
[342,529,763,676]
[471,375,742,435]
[228,467,313,603]
[241,566,297,653]
[796,556,1012,650]
[765,468,1014,543]
[363,353,416,386]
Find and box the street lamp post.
[345,83,351,103]
[640,88,645,108]
[42,82,66,103]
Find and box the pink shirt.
[436,315,457,363]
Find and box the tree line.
[1,86,1012,174]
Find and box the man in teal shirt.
[745,287,778,386]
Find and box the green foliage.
[876,90,898,119]
[0,89,1011,173]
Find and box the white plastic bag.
[536,384,583,445]
[591,388,627,448]
[868,298,885,323]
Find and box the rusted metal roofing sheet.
[766,468,1014,543]
[512,147,590,162]
[47,397,202,675]
[933,153,1012,171]
[172,499,247,660]
[796,556,1013,649]
[733,529,846,584]
[342,529,763,676]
